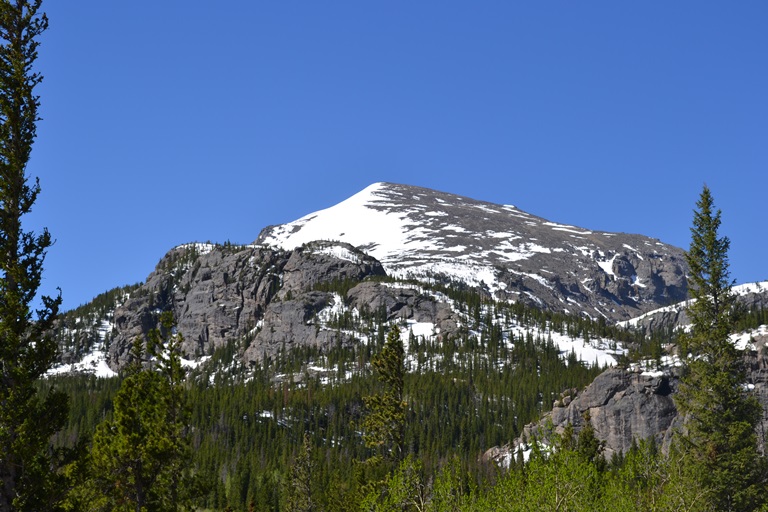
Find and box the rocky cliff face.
[108,241,390,370]
[98,183,692,372]
[104,240,469,372]
[488,335,768,462]
[625,281,768,335]
[510,367,682,460]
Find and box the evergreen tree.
[359,326,407,506]
[575,411,605,471]
[285,432,315,512]
[684,185,737,351]
[362,326,406,463]
[674,185,765,511]
[0,1,67,510]
[88,313,194,511]
[146,312,192,507]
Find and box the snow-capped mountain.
[49,182,697,375]
[45,183,768,476]
[258,182,687,321]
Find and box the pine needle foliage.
[674,185,766,511]
[684,185,737,354]
[285,432,315,512]
[362,326,406,464]
[0,1,67,510]
[88,312,195,511]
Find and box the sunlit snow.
[47,345,117,378]
[258,183,564,294]
[597,254,617,278]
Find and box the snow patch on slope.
[261,183,423,261]
[258,183,561,294]
[47,320,118,378]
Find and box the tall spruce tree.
[0,1,67,510]
[285,432,314,512]
[674,185,765,511]
[362,326,406,463]
[357,325,407,504]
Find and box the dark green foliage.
[52,305,604,510]
[674,186,766,511]
[285,433,315,512]
[84,313,196,511]
[53,242,768,510]
[684,186,736,348]
[43,252,768,511]
[362,326,406,463]
[0,1,67,510]
[575,412,605,471]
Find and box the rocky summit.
[47,182,768,466]
[258,182,688,321]
[53,182,692,374]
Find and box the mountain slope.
[50,182,692,374]
[258,182,687,321]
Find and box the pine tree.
[285,432,314,512]
[685,185,737,351]
[146,312,192,508]
[362,326,406,463]
[576,411,605,471]
[358,326,407,505]
[674,185,765,511]
[0,1,67,510]
[89,313,194,511]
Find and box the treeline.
[51,310,604,510]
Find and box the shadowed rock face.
[517,367,682,460]
[105,239,469,372]
[345,281,460,335]
[627,284,768,335]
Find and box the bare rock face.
[544,368,680,459]
[107,241,387,371]
[346,281,460,336]
[241,259,465,365]
[241,292,339,363]
[490,342,768,464]
[277,243,387,300]
[109,244,291,369]
[625,282,768,336]
[105,238,469,372]
[745,345,768,451]
[483,365,681,465]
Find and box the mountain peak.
[257,183,688,321]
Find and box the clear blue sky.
[25,1,768,310]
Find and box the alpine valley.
[49,182,768,509]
